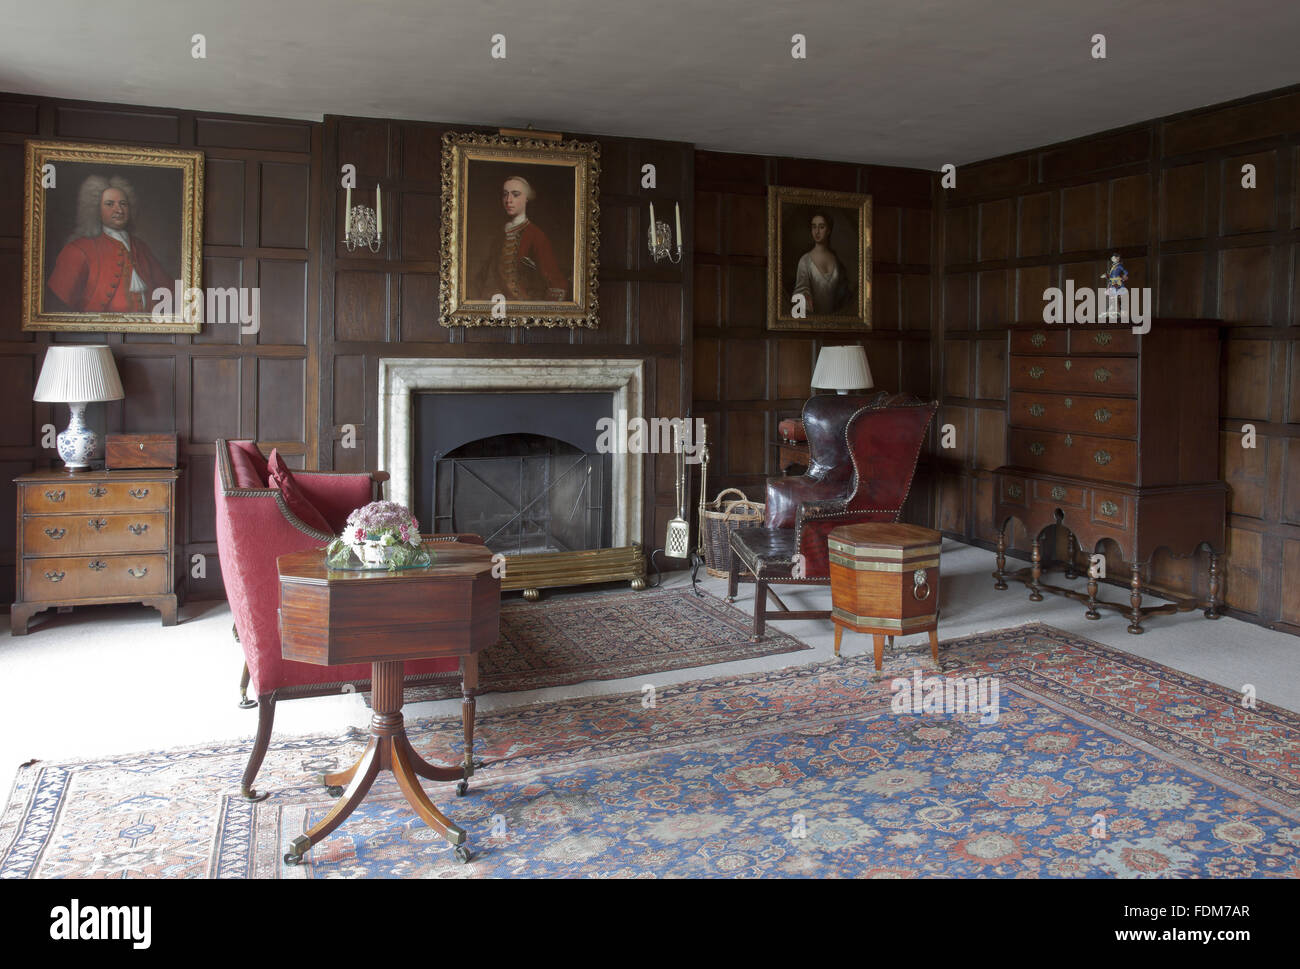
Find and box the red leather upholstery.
[214,439,485,798]
[727,395,937,638]
[764,393,886,529]
[793,398,938,577]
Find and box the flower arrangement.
[325,500,433,571]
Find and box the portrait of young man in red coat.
[472,175,570,302]
[45,174,175,314]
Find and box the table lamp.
[811,345,873,394]
[33,345,125,471]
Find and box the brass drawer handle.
[1051,486,1067,501]
[1028,403,1045,417]
[44,490,66,502]
[128,488,150,500]
[1064,397,1073,408]
[88,518,108,531]
[1094,408,1112,424]
[1007,484,1024,500]
[1100,500,1119,517]
[1094,367,1111,383]
[1064,359,1073,370]
[1064,435,1073,446]
[88,560,108,571]
[88,486,108,498]
[1028,366,1045,380]
[128,523,149,535]
[1030,332,1046,347]
[43,527,66,540]
[1094,332,1113,346]
[1094,450,1112,466]
[128,567,149,579]
[1028,442,1046,456]
[912,568,931,602]
[44,570,65,582]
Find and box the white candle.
[345,185,351,233]
[649,202,656,245]
[375,184,382,237]
[675,202,681,247]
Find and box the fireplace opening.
[413,391,613,556]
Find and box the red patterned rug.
[376,585,811,705]
[4,622,1298,878]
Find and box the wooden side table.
[828,523,942,671]
[277,543,500,866]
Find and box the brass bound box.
[828,523,941,634]
[105,434,178,470]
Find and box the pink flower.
[354,527,366,541]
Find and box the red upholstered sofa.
[214,439,483,800]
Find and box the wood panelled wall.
[692,150,939,523]
[318,116,694,554]
[936,85,1300,634]
[0,93,321,600]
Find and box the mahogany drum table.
[277,544,500,866]
[828,523,942,671]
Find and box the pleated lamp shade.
[33,346,124,403]
[811,345,873,393]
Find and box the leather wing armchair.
[764,392,888,529]
[728,395,938,638]
[214,439,484,800]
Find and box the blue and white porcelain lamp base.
[56,401,96,471]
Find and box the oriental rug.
[374,585,811,705]
[3,622,1298,878]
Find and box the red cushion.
[267,448,333,534]
[227,441,269,488]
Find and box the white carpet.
[1,539,1295,799]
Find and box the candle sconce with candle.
[344,183,383,253]
[647,200,683,265]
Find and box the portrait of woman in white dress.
[791,210,851,315]
[768,186,871,331]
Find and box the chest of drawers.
[11,469,181,634]
[992,320,1226,634]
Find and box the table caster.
[326,785,344,797]
[454,845,472,864]
[284,852,302,866]
[456,780,469,797]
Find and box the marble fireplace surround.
[377,357,645,547]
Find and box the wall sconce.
[344,184,383,252]
[647,201,682,264]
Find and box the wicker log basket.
[700,488,764,579]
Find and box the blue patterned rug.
[3,622,1297,878]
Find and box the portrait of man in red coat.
[472,175,569,302]
[45,174,175,314]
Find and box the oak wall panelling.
[936,83,1300,635]
[0,93,321,602]
[318,116,694,553]
[692,150,939,527]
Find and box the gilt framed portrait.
[440,131,600,328]
[767,185,871,331]
[22,140,204,333]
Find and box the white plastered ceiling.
[1,0,1297,168]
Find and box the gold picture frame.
[23,140,204,333]
[440,131,600,328]
[767,185,872,331]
